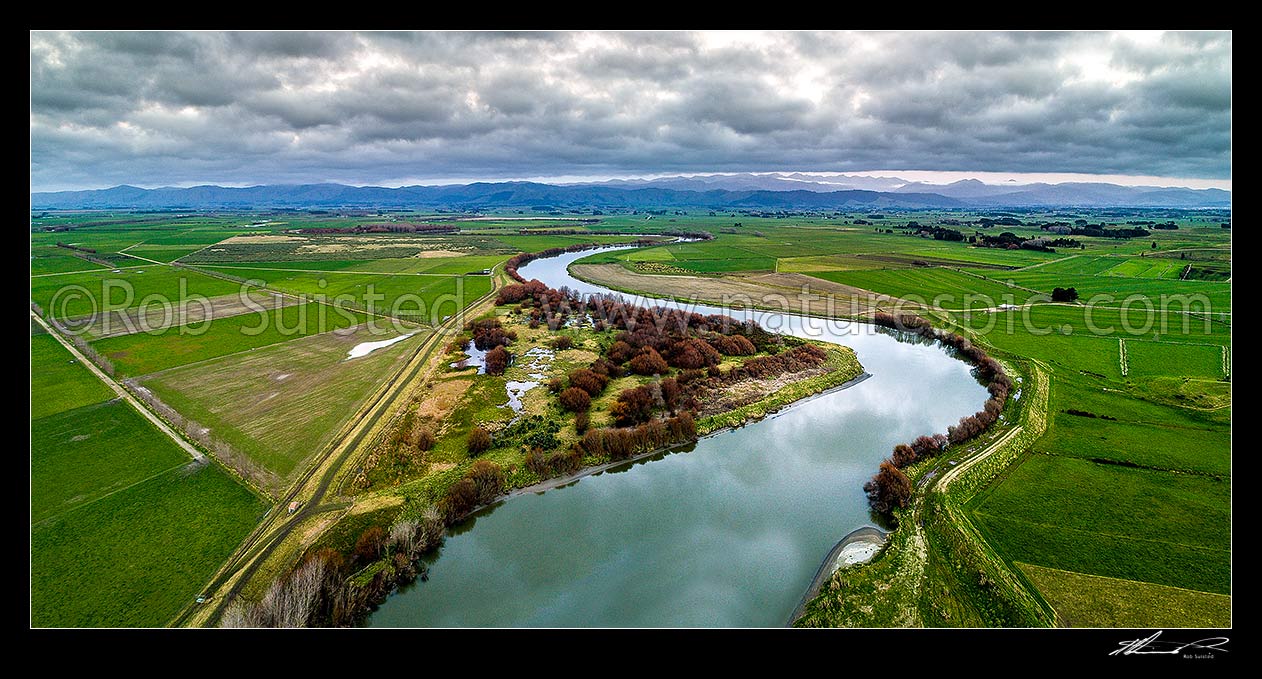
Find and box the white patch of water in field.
[347,331,418,359]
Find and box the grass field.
[31,266,244,320]
[31,463,267,627]
[809,268,1037,309]
[198,254,506,275]
[139,324,429,481]
[30,248,111,275]
[1018,562,1230,627]
[970,453,1230,594]
[195,266,492,323]
[31,400,191,524]
[30,333,114,419]
[1126,339,1226,379]
[93,301,370,376]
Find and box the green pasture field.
[201,254,507,276]
[92,301,370,377]
[30,333,114,419]
[31,399,190,525]
[970,453,1230,595]
[989,269,1230,308]
[809,268,1038,309]
[31,266,244,320]
[30,247,111,275]
[31,462,267,627]
[959,305,1229,349]
[1103,257,1186,279]
[1040,413,1230,476]
[193,267,492,323]
[138,325,429,481]
[1018,563,1229,628]
[1125,339,1226,379]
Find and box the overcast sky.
[30,30,1232,192]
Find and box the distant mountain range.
[31,175,1231,210]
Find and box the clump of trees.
[568,368,609,397]
[441,460,505,521]
[223,504,448,628]
[1051,287,1079,302]
[466,318,516,350]
[412,427,436,452]
[578,413,697,462]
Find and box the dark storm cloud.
[29,30,1232,190]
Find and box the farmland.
[192,266,491,324]
[30,322,267,627]
[30,206,1230,628]
[94,301,370,376]
[138,324,430,484]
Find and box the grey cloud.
[29,30,1231,190]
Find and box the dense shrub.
[891,443,916,468]
[353,526,386,563]
[413,427,436,452]
[558,387,592,413]
[864,460,912,514]
[442,478,480,520]
[568,368,609,397]
[467,426,492,455]
[485,346,510,376]
[467,460,504,504]
[629,347,670,375]
[610,385,656,426]
[666,338,722,369]
[711,333,756,356]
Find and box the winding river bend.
[367,245,988,627]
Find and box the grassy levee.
[794,359,1055,627]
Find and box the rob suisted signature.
[1111,631,1229,657]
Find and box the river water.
[367,245,988,627]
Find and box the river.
[366,245,988,627]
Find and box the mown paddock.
[75,290,296,340]
[138,324,431,482]
[980,267,1231,309]
[807,267,1039,310]
[31,463,267,627]
[1017,562,1230,628]
[949,280,1231,604]
[31,399,191,524]
[30,247,112,275]
[30,266,244,320]
[197,254,506,275]
[92,300,370,377]
[968,453,1230,595]
[1125,339,1226,379]
[30,329,267,627]
[194,266,492,323]
[30,332,114,419]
